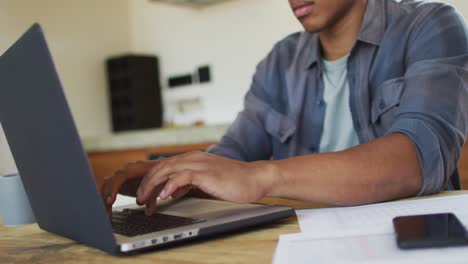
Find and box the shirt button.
[379,99,386,110]
[356,122,361,130]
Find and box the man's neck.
[320,1,367,61]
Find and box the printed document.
[273,194,468,264]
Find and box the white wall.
[0,0,131,137]
[129,0,468,125]
[0,0,131,174]
[129,0,301,124]
[440,0,468,19]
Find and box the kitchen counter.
[82,124,230,152]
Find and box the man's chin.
[298,18,326,33]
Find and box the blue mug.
[0,174,35,226]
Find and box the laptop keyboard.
[112,208,205,237]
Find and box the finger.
[105,192,119,215]
[145,191,159,216]
[100,175,112,193]
[137,170,170,204]
[138,160,207,202]
[102,162,155,213]
[137,158,173,191]
[136,151,211,203]
[101,176,112,209]
[104,161,157,202]
[101,175,114,200]
[137,161,202,202]
[171,186,192,199]
[119,178,142,197]
[145,183,165,215]
[140,152,208,187]
[103,180,117,211]
[159,170,200,200]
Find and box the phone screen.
[393,213,468,249]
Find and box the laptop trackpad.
[157,198,262,219]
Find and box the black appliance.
[106,55,163,132]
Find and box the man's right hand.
[100,159,195,216]
[100,160,159,216]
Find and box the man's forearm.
[264,133,423,205]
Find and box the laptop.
[0,24,294,255]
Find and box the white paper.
[296,194,468,236]
[273,195,468,264]
[273,232,468,264]
[113,194,137,208]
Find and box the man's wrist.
[252,160,283,199]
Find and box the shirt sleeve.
[207,51,278,161]
[386,5,468,195]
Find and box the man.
[102,0,468,216]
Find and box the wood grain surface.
[1,193,466,264]
[0,198,326,264]
[0,218,298,264]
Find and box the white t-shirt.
[319,55,360,153]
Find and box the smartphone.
[393,213,468,249]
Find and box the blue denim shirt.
[209,0,468,195]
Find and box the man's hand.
[101,152,278,216]
[101,160,158,216]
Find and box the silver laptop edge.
[117,198,293,252]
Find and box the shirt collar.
[357,0,386,45]
[304,33,321,69]
[305,0,386,69]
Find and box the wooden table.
[0,193,465,264]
